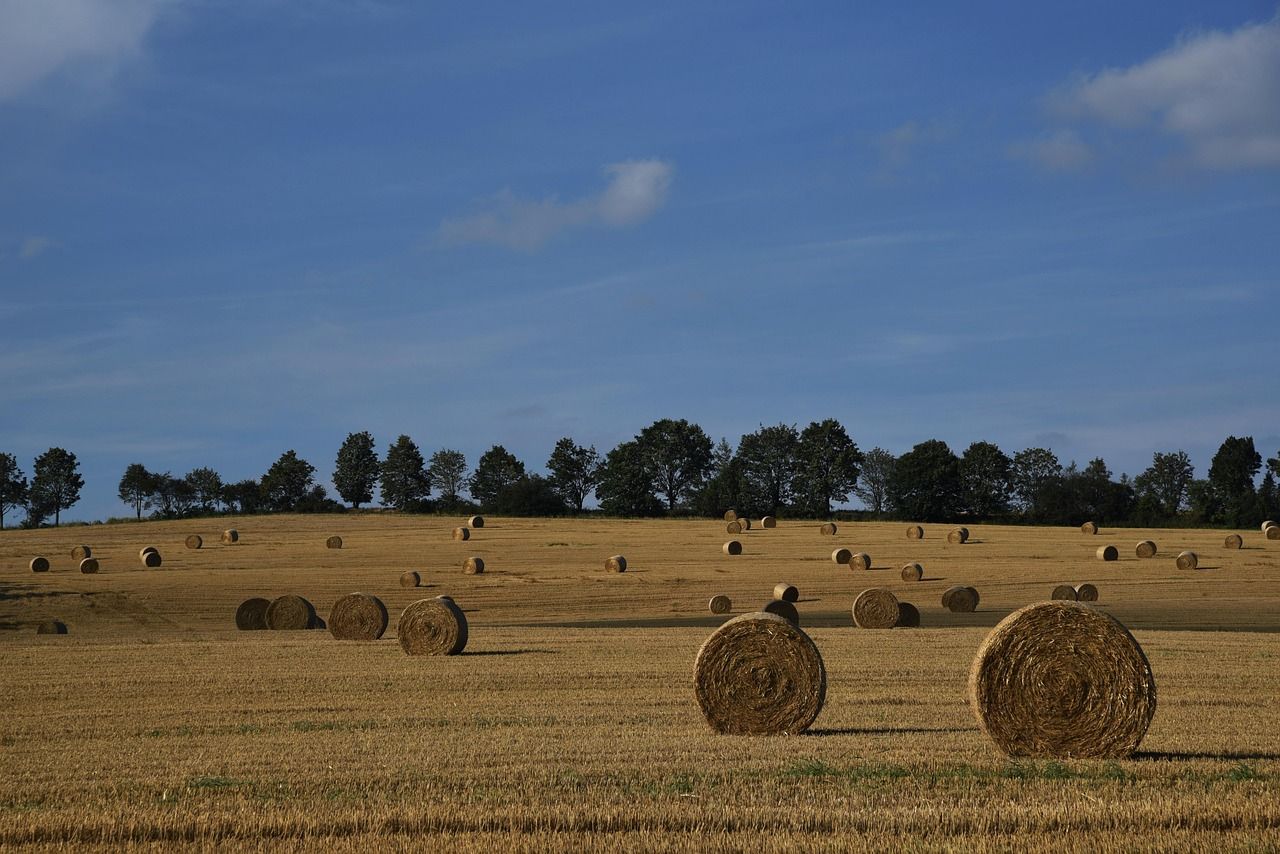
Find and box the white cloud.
[439,159,673,251]
[0,0,170,103]
[873,120,949,179]
[18,235,55,259]
[1049,16,1280,170]
[1008,129,1094,173]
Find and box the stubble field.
[2,514,1278,851]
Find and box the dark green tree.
[260,450,317,512]
[0,453,29,529]
[597,440,663,517]
[184,467,224,514]
[468,445,526,510]
[221,479,263,514]
[851,447,895,516]
[1077,458,1133,524]
[152,473,197,519]
[118,463,159,520]
[546,438,602,512]
[1133,451,1194,518]
[888,440,962,522]
[492,474,568,516]
[29,447,84,527]
[694,439,746,517]
[636,418,713,512]
[1259,471,1279,521]
[333,431,380,509]
[737,423,799,515]
[1011,447,1063,520]
[959,441,1012,518]
[380,435,429,511]
[1206,436,1262,526]
[427,449,468,510]
[792,419,862,517]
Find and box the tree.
[184,467,224,514]
[851,448,895,516]
[597,440,663,517]
[1206,436,1262,526]
[469,445,526,510]
[491,474,568,516]
[118,463,159,521]
[333,431,380,509]
[1133,451,1194,518]
[888,440,961,522]
[1077,458,1133,524]
[792,419,862,517]
[260,450,317,512]
[29,447,83,527]
[636,419,713,512]
[1011,447,1063,519]
[1,453,30,529]
[694,438,746,517]
[152,473,197,519]
[221,479,263,515]
[380,435,430,511]
[959,441,1012,519]
[737,423,799,515]
[427,449,469,510]
[545,438,601,512]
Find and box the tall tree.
[491,474,568,516]
[118,463,158,521]
[1206,436,1262,526]
[221,479,263,515]
[888,440,962,522]
[737,423,800,515]
[959,441,1012,519]
[0,453,29,529]
[545,438,601,512]
[468,445,526,509]
[694,438,746,517]
[1133,451,1195,518]
[1011,447,1063,519]
[260,450,317,512]
[184,467,224,514]
[333,431,380,509]
[427,449,469,510]
[851,447,895,516]
[380,435,429,511]
[152,473,197,519]
[29,447,83,527]
[792,419,862,517]
[596,440,663,517]
[636,418,713,512]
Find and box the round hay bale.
[819,522,837,536]
[30,556,50,573]
[1262,520,1275,533]
[693,612,825,735]
[71,545,91,560]
[468,515,485,529]
[897,602,921,628]
[723,540,743,556]
[1135,540,1157,558]
[606,555,627,573]
[326,535,343,549]
[1081,521,1098,535]
[831,547,852,565]
[739,517,752,531]
[265,595,316,630]
[235,597,270,630]
[185,535,202,549]
[1175,551,1198,571]
[79,558,99,574]
[140,550,162,568]
[139,546,158,559]
[463,556,485,574]
[850,552,872,571]
[906,525,924,539]
[1096,545,1119,562]
[943,585,978,612]
[761,516,777,529]
[1224,533,1243,549]
[452,527,470,541]
[761,599,799,626]
[773,583,798,603]
[726,520,742,535]
[1051,584,1078,601]
[399,570,421,588]
[36,620,68,635]
[1075,583,1099,602]
[968,601,1156,758]
[1266,526,1280,541]
[900,562,923,583]
[328,592,389,641]
[723,510,738,522]
[398,597,468,655]
[947,528,969,545]
[222,529,239,544]
[852,587,900,629]
[709,594,732,615]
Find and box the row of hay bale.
[817,523,964,541]
[723,510,777,529]
[235,592,468,655]
[1051,583,1099,602]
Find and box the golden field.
[2,514,1278,851]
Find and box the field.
[2,514,1279,851]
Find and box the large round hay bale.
[947,528,969,545]
[723,510,738,522]
[943,585,978,612]
[1175,551,1198,571]
[79,558,99,574]
[140,550,162,568]
[900,562,923,583]
[709,594,732,615]
[723,540,743,556]
[1266,526,1280,541]
[906,525,924,540]
[326,535,343,549]
[328,592,389,641]
[761,515,777,529]
[398,597,468,655]
[1135,540,1157,558]
[452,527,470,541]
[468,515,485,529]
[235,597,270,630]
[1051,584,1078,601]
[739,517,752,531]
[692,612,825,735]
[265,595,316,630]
[761,599,799,626]
[606,555,628,573]
[725,520,742,534]
[36,620,68,635]
[773,583,798,603]
[850,552,872,571]
[400,570,421,588]
[831,547,852,565]
[968,601,1156,758]
[30,557,50,573]
[1075,583,1099,602]
[185,535,202,550]
[852,587,900,629]
[222,529,239,544]
[897,602,921,628]
[463,556,485,574]
[1224,533,1243,549]
[819,522,837,536]
[1096,545,1118,562]
[1262,520,1275,533]
[1081,521,1098,535]
[71,545,91,560]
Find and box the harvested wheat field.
[2,514,1279,850]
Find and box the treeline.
[1,422,1278,529]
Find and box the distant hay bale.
[709,594,732,615]
[761,599,800,626]
[30,557,50,573]
[71,545,91,560]
[400,570,421,588]
[1051,584,1078,601]
[968,601,1156,758]
[1135,540,1157,558]
[739,517,752,531]
[773,583,798,603]
[900,562,923,582]
[1263,520,1276,533]
[36,620,68,634]
[1075,583,1099,602]
[897,602,921,628]
[463,556,485,574]
[1096,545,1119,562]
[831,547,852,565]
[468,515,485,529]
[943,585,978,613]
[906,525,924,540]
[1081,521,1098,535]
[723,540,743,556]
[79,558,99,574]
[185,535,202,549]
[724,510,738,522]
[1224,533,1243,549]
[606,555,628,573]
[852,587,900,629]
[1267,526,1280,541]
[235,597,270,630]
[326,535,343,549]
[1175,551,1199,571]
[398,597,468,655]
[851,552,872,571]
[452,527,471,541]
[761,516,777,529]
[265,595,317,630]
[222,529,239,544]
[819,522,838,536]
[328,592,389,641]
[140,550,162,568]
[140,546,158,559]
[947,528,969,545]
[693,612,825,735]
[726,521,742,534]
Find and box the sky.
[1,0,1278,522]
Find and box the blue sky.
[2,1,1278,521]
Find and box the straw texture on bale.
[1096,545,1118,562]
[1176,551,1199,571]
[852,588,900,629]
[850,552,872,571]
[943,585,978,612]
[739,517,752,531]
[326,536,343,549]
[1075,583,1099,602]
[468,515,485,529]
[761,516,777,528]
[398,597,468,655]
[692,612,826,735]
[1224,533,1243,549]
[185,535,202,549]
[819,522,837,536]
[761,599,800,626]
[726,521,742,534]
[222,529,239,544]
[831,547,852,565]
[723,540,743,556]
[265,595,317,630]
[906,525,924,540]
[464,556,485,574]
[1135,540,1157,558]
[37,620,68,634]
[723,510,738,522]
[235,598,270,630]
[140,550,162,568]
[79,558,99,574]
[399,570,421,588]
[452,527,470,541]
[897,602,921,628]
[1051,584,1078,601]
[947,528,969,544]
[30,557,50,573]
[606,555,628,573]
[900,562,923,583]
[709,594,732,615]
[1263,521,1276,533]
[71,545,91,560]
[1081,521,1098,535]
[1267,525,1280,541]
[968,601,1157,758]
[773,583,798,603]
[328,592,389,641]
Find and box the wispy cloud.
[873,120,949,180]
[18,235,55,260]
[1007,129,1094,173]
[438,159,673,251]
